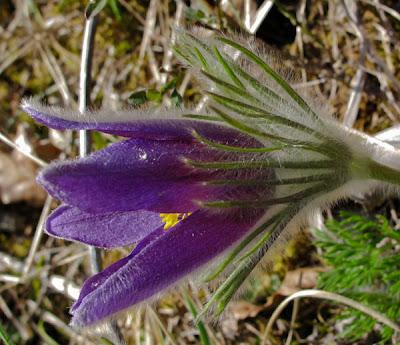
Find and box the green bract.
[173,29,400,318]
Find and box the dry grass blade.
[135,0,158,74]
[249,0,274,34]
[148,307,178,345]
[360,0,400,22]
[0,132,47,167]
[0,41,33,76]
[22,195,52,276]
[0,295,32,341]
[38,43,74,105]
[341,0,367,127]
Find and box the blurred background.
[0,0,399,344]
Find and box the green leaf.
[201,70,256,104]
[194,48,208,69]
[215,37,317,118]
[206,173,335,187]
[205,211,284,281]
[183,292,211,345]
[184,156,336,170]
[185,8,206,22]
[170,89,183,107]
[213,47,244,89]
[198,256,259,320]
[92,131,110,150]
[171,46,196,65]
[222,54,282,103]
[100,337,116,345]
[107,0,122,21]
[85,0,108,19]
[128,90,147,106]
[0,322,14,345]
[192,129,284,153]
[146,89,163,103]
[203,182,329,209]
[202,76,321,138]
[160,78,177,93]
[315,212,400,342]
[209,104,315,148]
[182,114,222,122]
[208,104,286,143]
[37,321,60,345]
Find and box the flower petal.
[38,132,265,213]
[21,99,245,141]
[38,138,222,213]
[71,227,163,315]
[70,208,264,327]
[46,205,163,248]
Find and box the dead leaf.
[277,267,327,296]
[0,150,46,205]
[229,301,263,320]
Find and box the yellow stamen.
[160,213,191,230]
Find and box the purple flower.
[22,29,400,327]
[23,100,275,326]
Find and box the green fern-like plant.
[315,211,400,343]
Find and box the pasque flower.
[22,29,400,327]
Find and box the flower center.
[160,213,191,230]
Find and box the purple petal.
[38,138,222,213]
[46,205,163,248]
[71,227,164,314]
[21,100,247,142]
[38,133,269,214]
[70,208,265,327]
